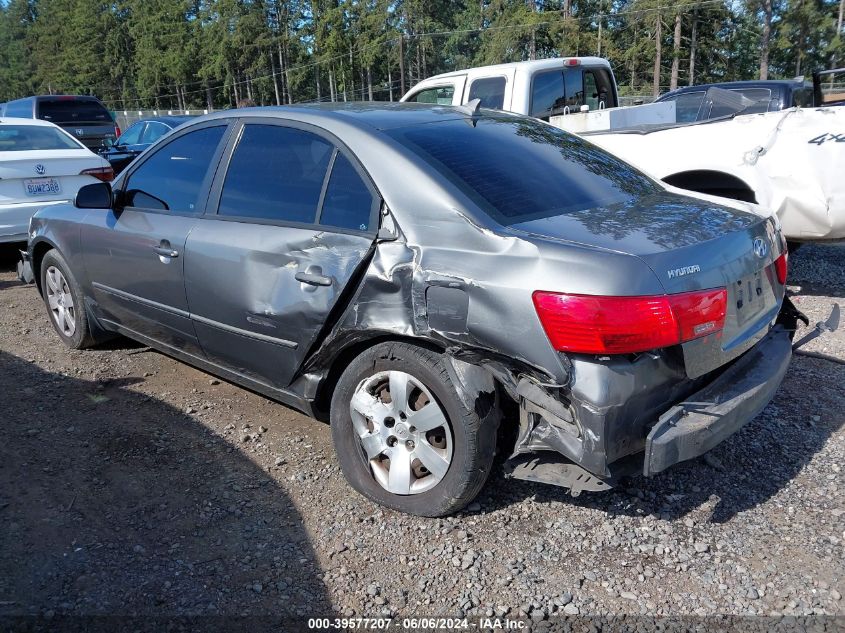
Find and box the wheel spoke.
[360,433,385,459]
[408,401,447,432]
[388,371,409,410]
[62,292,74,309]
[387,449,412,495]
[414,440,450,480]
[47,293,59,310]
[58,307,68,333]
[46,269,59,293]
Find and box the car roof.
[133,115,194,127]
[418,57,611,81]
[657,80,808,99]
[196,102,487,132]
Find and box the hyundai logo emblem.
[34,164,45,175]
[753,238,768,258]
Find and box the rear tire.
[330,342,498,517]
[40,249,96,349]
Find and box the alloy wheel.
[45,266,76,337]
[349,370,453,495]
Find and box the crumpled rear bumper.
[643,325,792,476]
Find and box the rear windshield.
[38,99,111,123]
[386,117,660,225]
[0,125,82,151]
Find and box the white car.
[0,117,113,243]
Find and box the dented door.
[183,222,373,388]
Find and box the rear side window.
[0,125,81,151]
[387,117,660,225]
[408,86,455,105]
[117,122,144,145]
[124,125,226,213]
[38,99,111,123]
[141,122,170,144]
[218,124,332,223]
[468,77,506,109]
[319,153,374,232]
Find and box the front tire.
[330,342,498,517]
[40,249,96,349]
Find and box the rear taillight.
[532,289,727,355]
[114,125,121,138]
[774,251,788,285]
[80,166,114,182]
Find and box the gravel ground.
[0,242,842,626]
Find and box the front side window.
[0,125,82,151]
[468,77,506,110]
[668,91,705,122]
[319,153,374,232]
[124,125,226,213]
[732,88,773,113]
[407,86,455,105]
[218,124,332,223]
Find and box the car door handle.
[153,246,179,258]
[295,271,332,286]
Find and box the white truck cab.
[400,57,619,119]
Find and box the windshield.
[38,99,111,123]
[387,116,661,225]
[0,125,83,151]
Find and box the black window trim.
[204,117,382,237]
[115,118,235,217]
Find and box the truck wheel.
[40,249,96,349]
[330,342,497,517]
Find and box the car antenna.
[457,98,482,126]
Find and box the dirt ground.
[0,242,842,629]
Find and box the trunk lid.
[0,151,106,205]
[510,192,785,377]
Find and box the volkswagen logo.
[34,164,45,175]
[752,237,768,258]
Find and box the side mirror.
[75,182,113,209]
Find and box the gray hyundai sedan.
[20,103,799,516]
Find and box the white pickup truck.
[401,57,619,118]
[403,62,845,243]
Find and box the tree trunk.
[689,10,697,86]
[329,66,336,102]
[388,68,394,102]
[398,36,406,97]
[759,0,772,80]
[670,12,681,90]
[205,80,213,110]
[653,11,662,97]
[315,66,321,102]
[277,42,288,104]
[367,66,373,101]
[270,52,281,105]
[597,0,602,56]
[528,0,537,60]
[232,69,241,103]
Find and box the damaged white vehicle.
[560,88,845,243]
